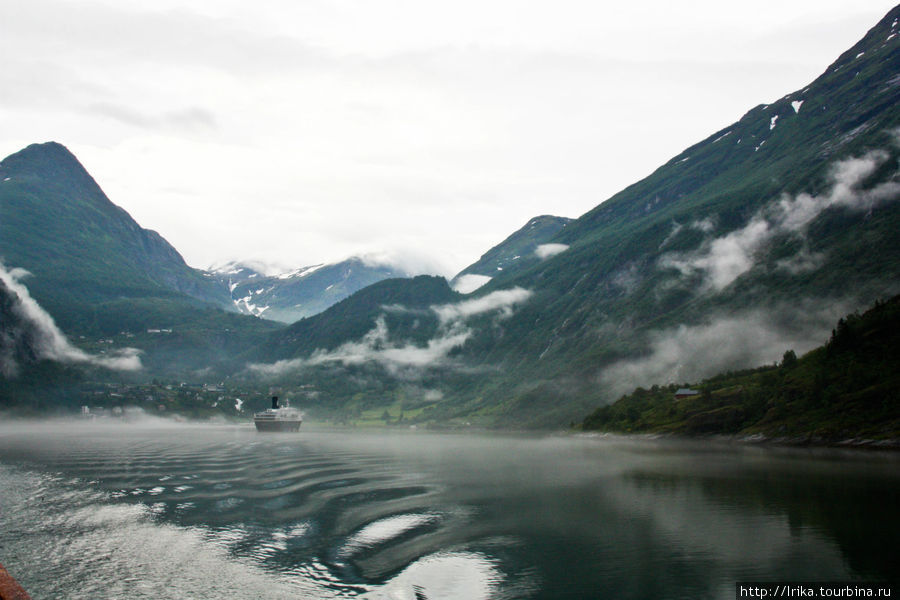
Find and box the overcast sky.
[1,0,896,277]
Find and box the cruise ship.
[253,396,303,432]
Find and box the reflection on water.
[0,423,897,599]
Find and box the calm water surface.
[0,422,897,599]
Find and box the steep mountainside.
[451,215,573,293]
[0,142,233,332]
[211,258,409,323]
[455,6,900,425]
[459,7,900,425]
[247,6,900,428]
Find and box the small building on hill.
[674,388,700,400]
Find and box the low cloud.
[249,287,532,377]
[535,244,569,259]
[692,217,715,233]
[659,218,714,250]
[249,317,467,377]
[423,389,444,401]
[432,287,531,323]
[323,316,471,370]
[358,249,457,278]
[452,274,492,294]
[660,149,900,291]
[0,262,142,375]
[597,299,854,399]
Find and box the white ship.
[253,396,303,432]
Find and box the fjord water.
[0,423,897,599]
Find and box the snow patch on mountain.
[235,295,270,317]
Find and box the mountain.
[462,6,900,426]
[247,6,900,428]
[0,142,281,378]
[209,257,410,323]
[450,215,573,293]
[453,6,900,426]
[250,275,460,363]
[581,295,900,443]
[206,261,269,285]
[0,142,234,331]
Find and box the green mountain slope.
[581,295,900,443]
[0,142,233,333]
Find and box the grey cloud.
[249,287,532,376]
[775,246,825,275]
[358,251,451,277]
[610,263,641,295]
[431,287,532,323]
[87,103,155,129]
[249,315,471,377]
[659,218,714,250]
[691,217,715,233]
[166,107,217,131]
[452,274,492,294]
[658,222,683,250]
[597,298,855,399]
[0,263,142,373]
[1,1,331,78]
[660,148,900,291]
[88,103,218,133]
[0,58,115,114]
[534,244,569,259]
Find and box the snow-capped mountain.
[207,257,410,323]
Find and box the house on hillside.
[674,388,700,400]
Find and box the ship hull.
[254,419,302,432]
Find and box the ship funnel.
[271,396,279,409]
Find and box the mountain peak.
[1,141,82,173]
[0,141,105,206]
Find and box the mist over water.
[0,421,898,599]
